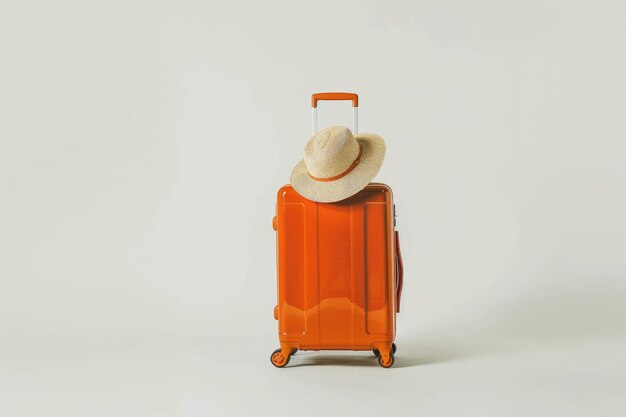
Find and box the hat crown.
[304,126,360,179]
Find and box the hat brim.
[290,133,386,203]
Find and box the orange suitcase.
[270,94,403,368]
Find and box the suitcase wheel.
[378,353,395,368]
[270,348,292,368]
[374,343,396,368]
[373,343,396,358]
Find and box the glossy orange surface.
[273,183,399,358]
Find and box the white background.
[1,1,625,416]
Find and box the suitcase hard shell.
[271,183,403,368]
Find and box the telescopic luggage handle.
[311,92,359,135]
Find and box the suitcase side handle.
[395,230,404,313]
[311,92,359,134]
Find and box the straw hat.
[290,125,386,203]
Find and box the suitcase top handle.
[311,92,359,135]
[311,92,358,108]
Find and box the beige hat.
[290,125,386,203]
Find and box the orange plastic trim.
[311,92,358,108]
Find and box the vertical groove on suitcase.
[280,203,306,335]
[364,202,389,335]
[350,203,355,348]
[315,202,320,345]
